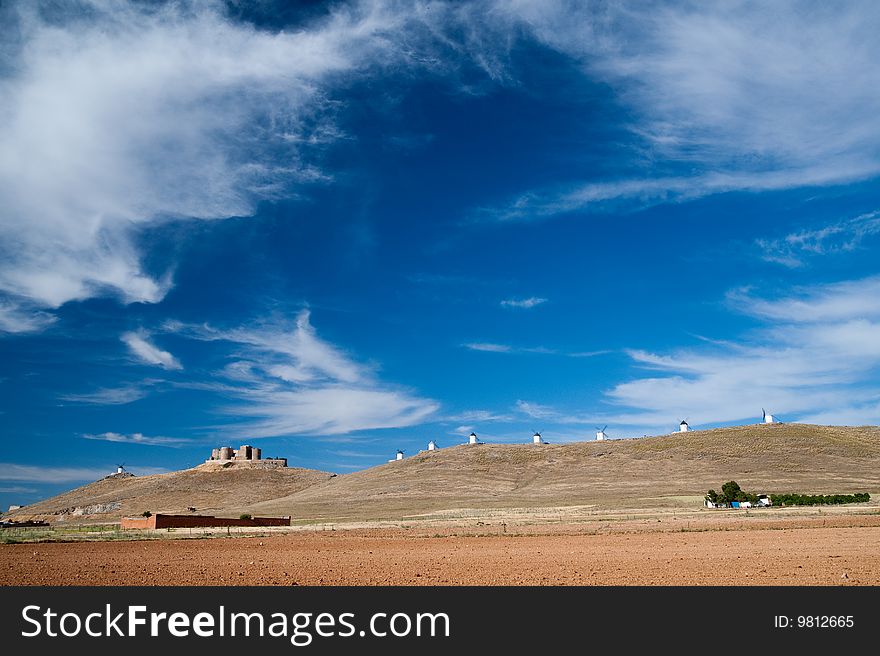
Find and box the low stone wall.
[120,514,291,529]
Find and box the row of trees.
[706,481,871,506]
[769,492,870,506]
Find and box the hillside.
[7,424,879,525]
[5,461,334,524]
[248,423,880,521]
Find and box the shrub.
[239,513,252,520]
[142,511,152,518]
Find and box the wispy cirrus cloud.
[82,432,194,447]
[727,276,880,323]
[0,485,38,494]
[61,381,159,405]
[462,342,608,357]
[599,276,880,431]
[514,400,558,420]
[500,296,547,309]
[168,309,438,437]
[445,410,514,423]
[121,330,182,370]
[0,463,168,483]
[0,300,57,334]
[462,342,513,353]
[474,1,880,220]
[756,211,880,268]
[0,0,456,331]
[5,1,880,331]
[476,169,873,222]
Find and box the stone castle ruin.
[207,445,287,468]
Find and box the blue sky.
[2,0,880,509]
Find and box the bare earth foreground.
[2,512,878,586]
[3,425,878,585]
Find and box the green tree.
[721,481,742,503]
[239,513,252,520]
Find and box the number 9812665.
[797,616,854,628]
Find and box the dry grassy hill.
[7,424,879,525]
[248,423,880,521]
[6,461,333,524]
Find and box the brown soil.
[3,512,878,586]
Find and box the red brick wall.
[120,514,290,529]
[120,516,156,529]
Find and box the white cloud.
[82,432,193,447]
[757,211,880,268]
[600,276,880,429]
[0,0,423,328]
[515,400,557,419]
[514,399,603,427]
[500,296,547,309]
[0,300,57,334]
[463,342,512,353]
[728,276,880,323]
[568,350,611,358]
[475,1,880,219]
[462,341,607,357]
[795,401,880,427]
[477,170,874,222]
[229,386,437,437]
[0,463,167,483]
[169,309,438,436]
[0,485,38,494]
[445,410,514,423]
[62,382,156,405]
[4,1,880,325]
[121,330,182,370]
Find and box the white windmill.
[762,409,775,424]
[388,449,405,463]
[115,463,126,475]
[532,431,544,444]
[595,425,607,441]
[679,419,689,433]
[468,432,478,445]
[427,440,437,451]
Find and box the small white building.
[7,504,22,512]
[396,450,404,461]
[427,440,437,451]
[468,432,478,445]
[679,420,689,433]
[532,432,544,444]
[763,409,775,424]
[596,426,607,441]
